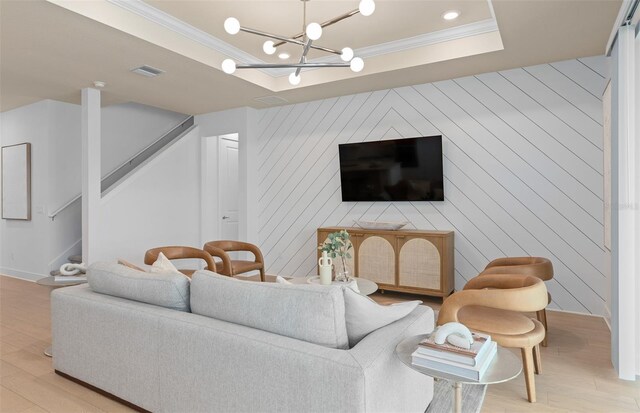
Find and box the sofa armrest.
[348,305,435,413]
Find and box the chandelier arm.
[236,63,350,69]
[295,39,314,76]
[273,8,360,48]
[240,26,341,55]
[240,27,306,47]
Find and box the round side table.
[288,276,378,296]
[395,334,522,413]
[36,276,87,357]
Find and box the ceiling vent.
[131,65,164,77]
[254,96,289,106]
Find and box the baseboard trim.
[54,370,150,413]
[546,308,607,319]
[0,267,45,282]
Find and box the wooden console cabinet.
[317,227,454,297]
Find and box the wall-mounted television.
[338,136,444,202]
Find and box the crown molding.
[107,0,500,79]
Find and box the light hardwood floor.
[1,275,638,413]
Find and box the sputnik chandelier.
[221,0,376,86]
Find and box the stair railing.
[47,115,195,221]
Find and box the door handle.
[222,216,230,220]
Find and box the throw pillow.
[275,275,292,284]
[117,259,145,272]
[343,287,421,347]
[149,252,185,277]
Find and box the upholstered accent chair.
[481,257,554,346]
[144,246,217,277]
[438,274,548,403]
[203,240,265,282]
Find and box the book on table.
[416,332,492,366]
[54,275,87,282]
[411,341,497,381]
[410,332,497,381]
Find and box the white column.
[81,88,101,264]
[612,25,638,380]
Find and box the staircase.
[47,115,195,276]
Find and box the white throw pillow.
[343,287,421,347]
[275,275,292,284]
[149,252,185,277]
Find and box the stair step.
[50,270,61,276]
[68,255,82,264]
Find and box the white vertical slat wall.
[255,56,609,315]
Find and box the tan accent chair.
[481,257,554,346]
[144,246,217,277]
[438,274,547,403]
[203,241,265,282]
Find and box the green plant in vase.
[319,229,353,282]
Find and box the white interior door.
[218,136,239,242]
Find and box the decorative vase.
[334,259,352,283]
[318,251,333,285]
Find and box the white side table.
[395,334,522,413]
[36,276,87,357]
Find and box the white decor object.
[354,220,408,231]
[60,262,88,276]
[276,275,293,284]
[318,250,333,285]
[220,0,374,85]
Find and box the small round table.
[36,276,87,357]
[288,276,378,296]
[396,334,522,413]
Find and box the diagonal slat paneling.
[255,56,609,315]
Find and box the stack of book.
[54,275,87,282]
[411,332,497,381]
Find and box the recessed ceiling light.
[442,10,460,21]
[278,52,290,60]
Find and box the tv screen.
[338,136,444,201]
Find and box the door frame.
[200,134,240,248]
[217,134,239,240]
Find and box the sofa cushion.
[344,287,421,346]
[190,271,349,349]
[87,262,190,312]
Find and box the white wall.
[94,127,201,264]
[101,102,186,176]
[253,56,609,316]
[0,101,51,280]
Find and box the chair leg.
[537,309,548,347]
[533,344,542,374]
[259,268,265,282]
[521,347,537,403]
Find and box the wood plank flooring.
[1,275,638,413]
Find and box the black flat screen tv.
[338,136,444,201]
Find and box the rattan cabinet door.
[399,237,441,290]
[358,235,395,285]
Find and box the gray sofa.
[52,263,434,413]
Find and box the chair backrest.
[437,274,548,325]
[483,257,554,281]
[144,246,217,273]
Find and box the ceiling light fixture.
[221,0,375,86]
[442,10,460,21]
